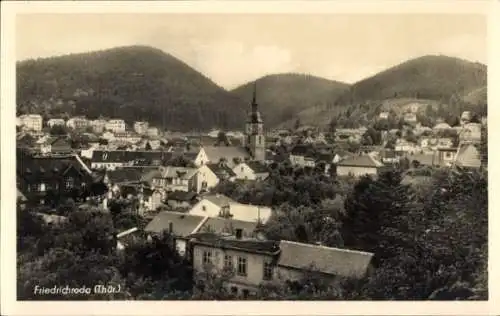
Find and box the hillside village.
[16,48,488,300]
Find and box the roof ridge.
[280,240,374,256]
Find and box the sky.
[16,14,487,89]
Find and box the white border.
[2,1,499,315]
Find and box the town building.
[455,143,482,169]
[232,161,269,181]
[188,194,272,224]
[134,121,149,135]
[105,119,126,133]
[459,123,482,144]
[378,112,390,120]
[38,136,73,155]
[189,233,374,297]
[151,166,199,193]
[433,147,458,167]
[90,150,172,170]
[66,117,89,130]
[18,114,43,132]
[47,118,66,128]
[147,127,160,137]
[16,149,97,206]
[90,119,108,134]
[336,154,385,177]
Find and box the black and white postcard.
[1,1,498,315]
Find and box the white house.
[188,194,272,224]
[232,161,269,181]
[47,118,66,128]
[114,132,142,144]
[336,154,385,178]
[66,117,89,130]
[90,119,108,134]
[134,121,149,135]
[195,164,221,193]
[147,127,160,137]
[18,114,43,131]
[152,166,199,193]
[379,112,390,119]
[106,119,126,133]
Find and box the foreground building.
[189,233,374,297]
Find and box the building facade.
[18,114,43,131]
[106,119,126,133]
[134,121,149,135]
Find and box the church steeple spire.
[252,82,258,110]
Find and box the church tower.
[245,83,265,161]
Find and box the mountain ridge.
[231,73,350,128]
[17,45,248,132]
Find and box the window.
[241,166,244,172]
[38,183,46,192]
[231,286,238,295]
[202,205,207,211]
[237,257,247,276]
[202,181,207,190]
[224,255,233,270]
[263,262,273,280]
[65,177,74,189]
[202,251,212,265]
[242,289,250,298]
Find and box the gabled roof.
[206,162,237,178]
[160,166,198,180]
[406,154,435,166]
[455,143,481,169]
[245,161,269,174]
[315,152,335,163]
[145,211,206,237]
[17,153,92,183]
[203,194,237,207]
[189,233,280,255]
[199,217,258,237]
[336,154,384,168]
[277,240,374,278]
[91,150,173,165]
[203,146,251,165]
[107,168,144,184]
[167,190,198,202]
[290,144,313,156]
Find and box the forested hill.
[333,55,487,105]
[231,74,349,128]
[16,45,247,132]
[278,55,487,128]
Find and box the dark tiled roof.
[278,240,374,278]
[337,154,384,168]
[315,152,335,163]
[203,146,251,165]
[91,150,173,166]
[145,211,206,237]
[406,154,435,166]
[290,144,313,156]
[167,190,198,202]
[206,163,237,178]
[189,232,280,254]
[245,161,269,174]
[17,153,92,183]
[199,217,258,237]
[107,168,144,184]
